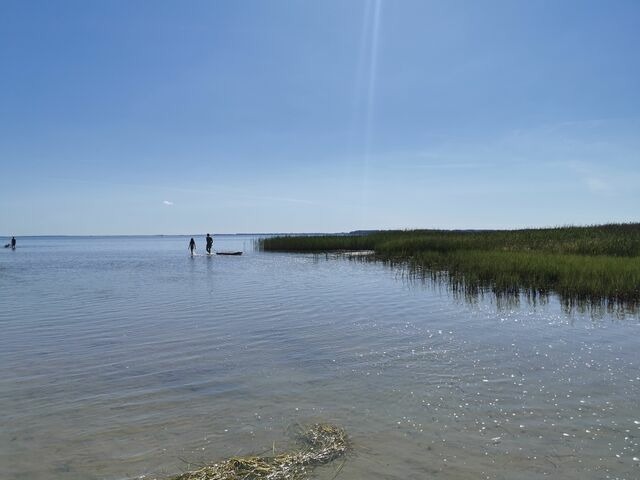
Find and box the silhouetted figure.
[188,238,196,256]
[206,233,213,254]
[11,237,16,250]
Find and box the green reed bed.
[259,224,640,308]
[375,224,640,257]
[407,250,640,308]
[260,234,379,252]
[260,224,640,256]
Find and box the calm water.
[1,236,639,480]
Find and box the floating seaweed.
[170,423,349,480]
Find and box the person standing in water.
[188,237,196,256]
[205,233,213,254]
[11,237,16,250]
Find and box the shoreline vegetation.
[259,224,640,311]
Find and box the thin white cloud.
[584,177,609,193]
[413,162,494,169]
[556,159,640,196]
[50,177,320,206]
[250,195,317,205]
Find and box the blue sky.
[1,0,639,235]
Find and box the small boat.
[216,251,243,256]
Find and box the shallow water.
[1,236,639,479]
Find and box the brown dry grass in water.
[169,424,349,480]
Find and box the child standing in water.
[188,238,196,256]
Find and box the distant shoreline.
[1,233,341,238]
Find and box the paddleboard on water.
[216,251,243,256]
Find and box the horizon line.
[3,221,639,238]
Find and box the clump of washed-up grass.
[259,224,640,309]
[166,423,349,480]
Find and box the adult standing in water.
[205,233,213,255]
[188,237,196,256]
[11,236,16,250]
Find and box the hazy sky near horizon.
[1,0,639,235]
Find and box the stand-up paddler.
[205,233,213,254]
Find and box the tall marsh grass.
[259,224,640,309]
